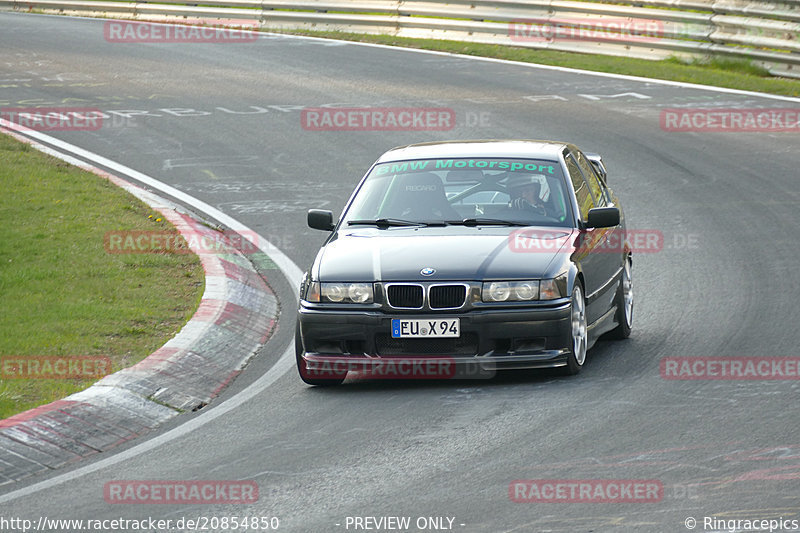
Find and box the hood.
[314,226,576,282]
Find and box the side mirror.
[585,152,608,182]
[586,207,620,228]
[308,209,336,231]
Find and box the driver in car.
[507,174,547,216]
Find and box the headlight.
[514,281,538,300]
[482,281,539,302]
[347,283,373,303]
[308,282,374,304]
[484,282,510,302]
[322,283,347,302]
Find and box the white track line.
[7,11,800,103]
[0,122,303,287]
[336,42,800,103]
[0,121,300,503]
[259,30,800,103]
[0,345,295,503]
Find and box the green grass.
[0,133,204,419]
[264,29,800,97]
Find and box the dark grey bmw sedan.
[296,140,633,385]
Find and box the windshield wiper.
[348,218,446,228]
[445,218,530,227]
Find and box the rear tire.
[607,255,633,340]
[295,322,346,386]
[562,283,587,375]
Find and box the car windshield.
[342,157,573,228]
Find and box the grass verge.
[264,29,800,97]
[0,132,204,419]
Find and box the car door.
[564,150,619,325]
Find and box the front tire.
[562,283,587,375]
[295,322,346,386]
[607,255,633,340]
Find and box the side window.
[565,154,593,221]
[574,151,608,207]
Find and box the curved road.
[1,13,799,532]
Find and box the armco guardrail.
[2,0,799,78]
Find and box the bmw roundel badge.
[420,267,436,276]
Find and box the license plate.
[391,318,460,338]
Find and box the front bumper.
[297,302,572,375]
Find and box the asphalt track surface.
[1,12,800,532]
